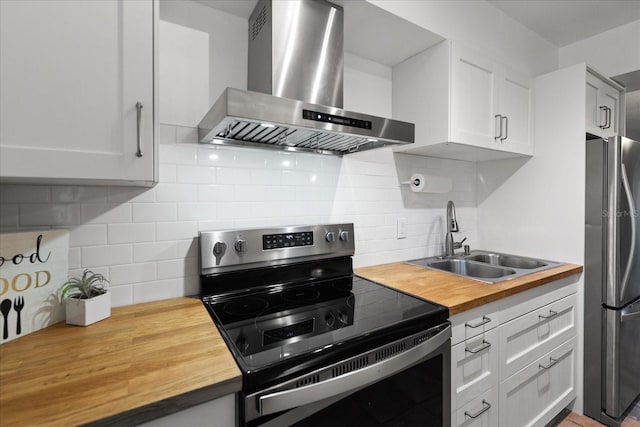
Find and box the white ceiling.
[488,0,640,47]
[195,0,640,49]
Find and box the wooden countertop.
[355,262,583,315]
[0,297,241,427]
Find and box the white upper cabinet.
[0,0,157,186]
[393,41,534,161]
[585,70,623,138]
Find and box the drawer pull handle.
[465,340,492,354]
[538,310,558,320]
[539,357,558,370]
[465,400,492,419]
[466,316,491,328]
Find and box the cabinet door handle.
[465,340,492,354]
[599,106,607,129]
[136,102,144,158]
[494,115,502,140]
[605,106,612,129]
[539,357,558,370]
[465,316,491,328]
[465,400,492,419]
[500,115,508,141]
[538,309,558,320]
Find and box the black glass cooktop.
[202,270,448,392]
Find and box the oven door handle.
[258,325,451,417]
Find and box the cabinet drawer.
[451,304,500,345]
[500,276,577,324]
[499,294,576,380]
[500,337,576,427]
[453,386,499,427]
[452,328,499,410]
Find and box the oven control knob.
[234,239,247,254]
[339,230,349,241]
[325,312,336,327]
[325,232,335,243]
[337,311,348,325]
[212,241,227,257]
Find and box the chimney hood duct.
[197,0,414,155]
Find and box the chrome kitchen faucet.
[445,200,467,256]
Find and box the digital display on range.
[263,232,314,250]
[263,319,314,345]
[302,109,372,130]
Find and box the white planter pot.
[65,291,111,326]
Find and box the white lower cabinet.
[499,338,576,427]
[453,387,499,427]
[450,276,578,427]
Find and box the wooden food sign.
[0,230,69,343]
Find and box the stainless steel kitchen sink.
[464,253,547,269]
[406,250,560,283]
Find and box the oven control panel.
[199,223,355,275]
[263,231,314,250]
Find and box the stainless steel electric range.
[199,224,451,426]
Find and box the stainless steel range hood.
[197,0,414,155]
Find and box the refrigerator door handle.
[620,164,637,299]
[621,300,640,322]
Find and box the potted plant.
[59,270,111,326]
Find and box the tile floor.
[557,400,640,427]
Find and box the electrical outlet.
[397,218,407,239]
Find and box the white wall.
[560,20,640,79]
[0,1,478,307]
[368,0,558,76]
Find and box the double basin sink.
[407,250,559,283]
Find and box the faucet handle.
[453,237,467,249]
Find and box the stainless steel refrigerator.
[585,136,640,427]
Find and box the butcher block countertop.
[355,261,583,316]
[0,297,241,427]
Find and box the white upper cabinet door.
[498,69,534,156]
[450,44,500,150]
[0,0,156,186]
[585,71,622,139]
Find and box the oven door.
[243,324,451,427]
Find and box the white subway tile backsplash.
[177,165,217,184]
[156,221,198,241]
[159,144,197,165]
[108,223,156,244]
[107,187,155,203]
[197,146,236,166]
[0,185,50,203]
[133,241,178,263]
[133,279,178,304]
[110,262,157,286]
[20,204,80,226]
[81,203,132,224]
[133,203,177,222]
[155,183,198,202]
[51,187,108,203]
[0,125,479,306]
[69,224,107,247]
[109,284,133,307]
[82,244,132,267]
[198,185,234,202]
[157,257,198,280]
[177,203,217,221]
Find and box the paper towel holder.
[401,173,453,194]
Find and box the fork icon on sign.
[13,296,24,335]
